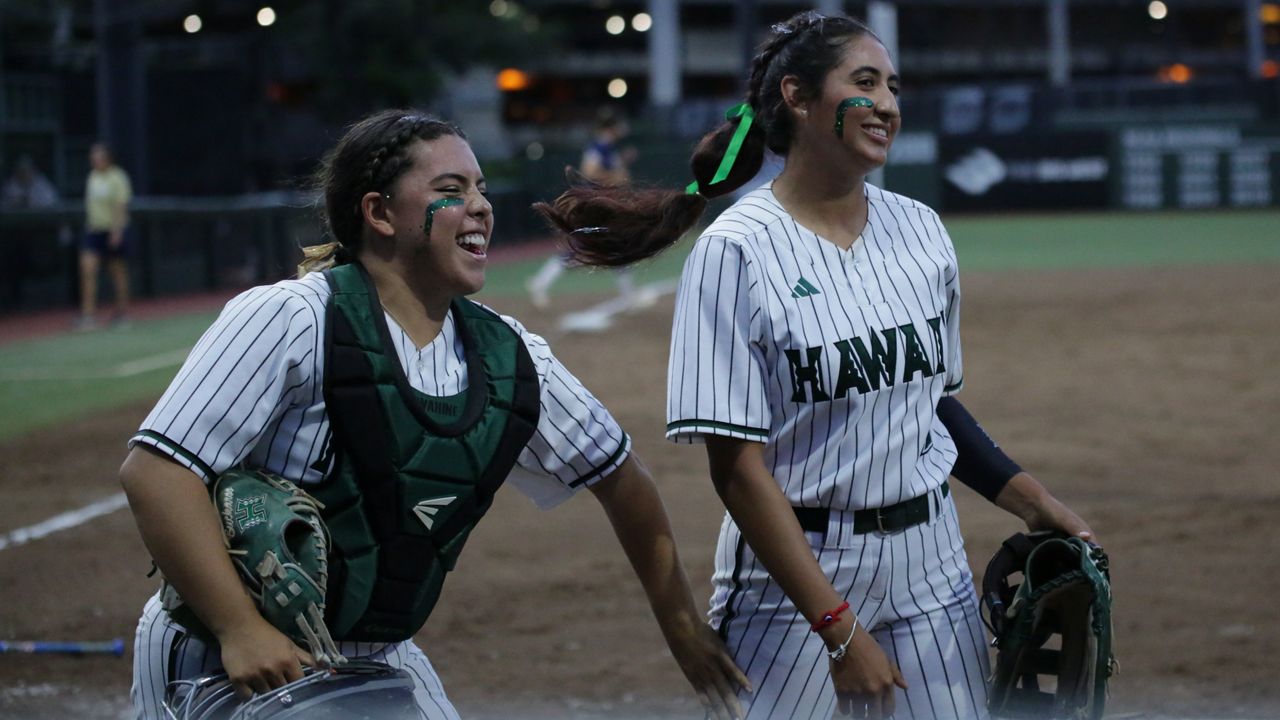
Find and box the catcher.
[119,110,749,720]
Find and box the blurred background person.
[526,109,637,310]
[1,155,62,312]
[77,142,132,330]
[1,155,59,209]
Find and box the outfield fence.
[0,187,544,315]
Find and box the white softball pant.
[130,593,460,720]
[709,489,991,720]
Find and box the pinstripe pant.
[130,593,460,720]
[710,490,991,720]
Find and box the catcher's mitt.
[982,531,1115,720]
[165,660,419,719]
[162,469,344,667]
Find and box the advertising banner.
[939,132,1111,212]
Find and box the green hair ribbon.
[686,103,756,195]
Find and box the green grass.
[947,210,1280,270]
[0,312,219,440]
[2,209,1277,442]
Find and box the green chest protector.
[313,263,540,642]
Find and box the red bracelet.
[811,601,850,632]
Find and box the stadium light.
[606,15,626,35]
[1158,63,1192,83]
[257,7,276,27]
[183,14,202,33]
[632,13,652,32]
[490,0,509,17]
[496,68,531,92]
[607,78,628,98]
[1148,1,1168,20]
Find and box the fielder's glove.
[162,469,344,668]
[982,531,1116,720]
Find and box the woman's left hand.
[666,618,751,720]
[999,472,1098,545]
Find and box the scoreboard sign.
[1117,125,1279,210]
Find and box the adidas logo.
[791,277,821,299]
[412,496,458,531]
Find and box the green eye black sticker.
[424,198,465,234]
[834,97,875,139]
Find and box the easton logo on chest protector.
[311,263,541,644]
[412,496,458,531]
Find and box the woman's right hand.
[823,619,907,718]
[217,616,314,700]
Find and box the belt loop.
[828,509,857,550]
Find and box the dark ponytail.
[533,113,766,268]
[534,11,875,268]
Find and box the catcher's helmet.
[982,531,1116,720]
[164,660,421,720]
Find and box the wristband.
[811,601,849,632]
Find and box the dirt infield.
[2,263,1278,719]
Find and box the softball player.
[526,111,636,309]
[119,110,747,720]
[536,12,1095,719]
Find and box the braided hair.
[299,109,466,276]
[533,11,876,268]
[748,12,876,155]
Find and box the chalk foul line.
[0,493,130,551]
[0,348,191,381]
[558,279,678,333]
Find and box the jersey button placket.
[416,354,432,385]
[840,253,864,305]
[851,245,880,305]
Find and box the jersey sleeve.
[666,235,771,444]
[129,286,320,483]
[502,318,631,510]
[938,221,964,396]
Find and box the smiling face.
[377,135,493,298]
[799,37,901,172]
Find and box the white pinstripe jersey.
[132,270,630,510]
[667,183,963,511]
